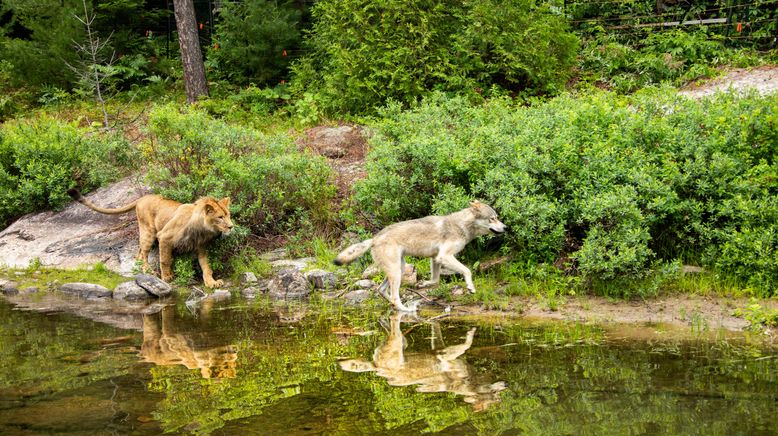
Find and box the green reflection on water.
[0,296,776,435]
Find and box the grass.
[0,261,129,291]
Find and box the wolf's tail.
[333,239,373,266]
[67,188,139,215]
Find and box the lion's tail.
[67,188,139,215]
[333,239,373,266]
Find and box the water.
[0,294,776,435]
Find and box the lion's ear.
[220,197,231,208]
[204,203,215,215]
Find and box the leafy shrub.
[291,0,577,115]
[144,104,336,238]
[0,117,136,226]
[356,90,778,296]
[579,30,728,92]
[208,0,304,86]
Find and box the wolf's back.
[333,239,373,265]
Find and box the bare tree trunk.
[172,0,209,103]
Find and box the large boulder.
[0,177,149,275]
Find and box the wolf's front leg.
[439,255,475,293]
[418,259,442,288]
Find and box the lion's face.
[203,198,234,235]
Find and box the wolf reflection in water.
[339,313,506,411]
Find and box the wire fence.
[565,0,778,47]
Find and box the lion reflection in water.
[140,305,238,379]
[339,313,506,411]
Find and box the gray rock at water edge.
[354,279,375,290]
[0,279,19,296]
[343,289,372,305]
[19,286,39,295]
[60,282,112,299]
[135,274,172,297]
[208,290,232,301]
[113,281,153,301]
[239,272,258,284]
[268,269,312,299]
[241,279,271,298]
[305,269,337,290]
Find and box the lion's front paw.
[205,279,223,288]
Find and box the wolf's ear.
[469,200,482,209]
[220,197,231,208]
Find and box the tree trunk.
[172,0,208,103]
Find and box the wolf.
[334,200,506,311]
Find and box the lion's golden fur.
[67,189,234,287]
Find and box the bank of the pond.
[2,267,776,340]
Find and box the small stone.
[0,279,19,296]
[355,279,375,290]
[20,286,39,294]
[60,282,112,299]
[113,281,152,301]
[208,290,231,301]
[240,272,258,284]
[268,269,311,299]
[361,264,380,279]
[451,285,465,297]
[259,248,288,262]
[270,257,316,271]
[321,146,347,159]
[135,274,172,297]
[343,289,371,304]
[305,269,337,290]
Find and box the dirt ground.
[679,64,778,98]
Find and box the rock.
[241,279,271,298]
[60,283,112,299]
[311,126,361,151]
[361,264,380,279]
[113,281,152,301]
[362,264,416,284]
[239,272,258,284]
[682,265,705,274]
[268,269,311,299]
[354,279,375,290]
[270,257,316,271]
[259,248,288,262]
[0,176,149,275]
[0,279,19,296]
[207,290,231,301]
[305,269,337,290]
[343,289,372,304]
[19,286,39,294]
[451,285,466,297]
[321,146,346,159]
[135,274,172,297]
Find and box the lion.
[67,188,234,287]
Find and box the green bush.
[0,117,136,226]
[579,30,729,93]
[208,0,304,85]
[291,0,578,115]
[356,90,778,296]
[144,104,336,237]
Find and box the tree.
[172,0,208,103]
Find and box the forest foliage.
[0,0,777,296]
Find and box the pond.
[0,294,776,435]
